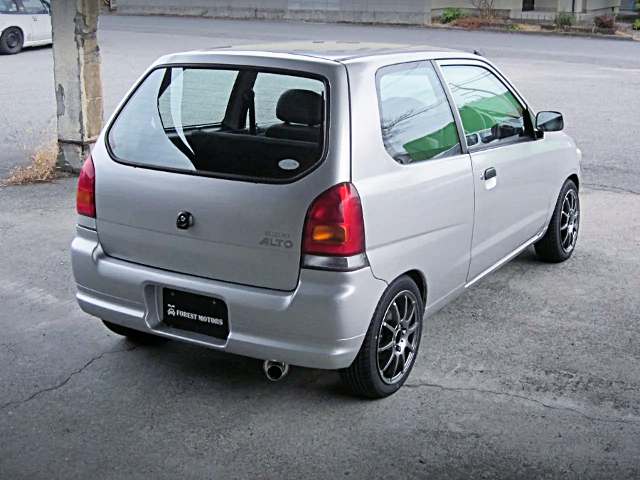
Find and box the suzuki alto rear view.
[71,42,581,398]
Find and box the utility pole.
[51,0,103,172]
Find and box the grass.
[450,15,507,29]
[3,138,59,186]
[451,17,488,30]
[517,23,541,31]
[1,116,60,186]
[441,8,467,24]
[554,11,576,27]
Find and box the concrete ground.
[1,15,639,479]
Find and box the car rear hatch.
[92,54,349,291]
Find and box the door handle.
[484,167,497,180]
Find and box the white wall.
[431,0,520,11]
[114,0,623,19]
[585,0,620,10]
[115,0,434,24]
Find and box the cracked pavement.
[0,346,137,412]
[403,382,640,426]
[1,15,640,480]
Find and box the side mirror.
[536,111,564,132]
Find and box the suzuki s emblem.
[176,212,194,230]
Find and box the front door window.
[441,65,528,149]
[17,0,47,13]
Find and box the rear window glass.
[108,67,327,182]
[253,73,325,126]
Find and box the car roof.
[154,41,485,72]
[209,41,468,62]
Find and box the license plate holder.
[162,288,229,340]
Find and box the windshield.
[107,66,328,183]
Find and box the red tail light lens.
[77,156,96,218]
[303,183,365,256]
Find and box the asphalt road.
[1,15,640,479]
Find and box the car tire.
[340,275,424,399]
[102,320,169,345]
[535,179,579,263]
[0,27,24,55]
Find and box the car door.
[349,59,475,308]
[19,0,49,42]
[0,0,34,44]
[438,61,555,282]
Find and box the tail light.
[77,156,96,218]
[303,182,365,258]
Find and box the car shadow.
[118,336,364,402]
[6,44,53,56]
[509,246,540,265]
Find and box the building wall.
[585,0,620,10]
[115,0,434,24]
[113,0,623,19]
[430,0,520,13]
[533,0,560,11]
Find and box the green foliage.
[634,19,640,30]
[509,23,524,31]
[554,11,576,27]
[441,8,467,23]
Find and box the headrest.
[276,89,323,126]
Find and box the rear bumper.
[71,225,387,370]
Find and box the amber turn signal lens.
[303,183,365,257]
[77,190,92,208]
[311,225,347,244]
[77,156,96,218]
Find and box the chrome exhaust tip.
[263,360,290,382]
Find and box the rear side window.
[108,67,327,183]
[440,65,526,148]
[376,61,461,164]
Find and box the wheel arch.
[568,173,579,190]
[0,24,25,50]
[1,24,24,38]
[400,269,427,307]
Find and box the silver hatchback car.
[71,42,581,398]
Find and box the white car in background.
[0,0,51,54]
